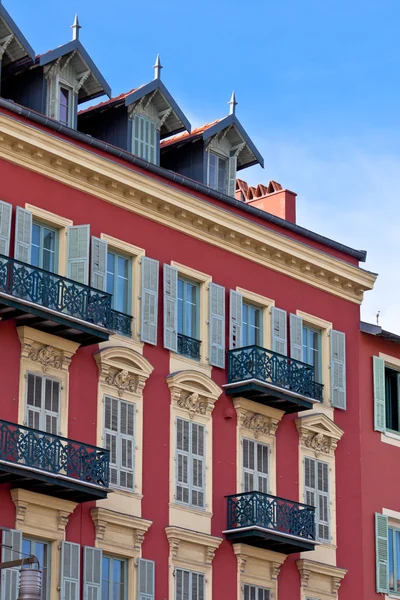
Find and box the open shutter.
[375,513,389,593]
[60,541,80,600]
[191,422,205,508]
[272,307,287,355]
[67,225,90,284]
[14,206,32,263]
[90,237,107,291]
[209,282,225,368]
[316,461,330,542]
[163,264,178,352]
[373,356,386,432]
[228,155,237,197]
[141,257,159,345]
[176,418,190,505]
[229,290,243,349]
[330,330,346,409]
[0,201,12,256]
[83,546,102,600]
[1,529,22,600]
[290,314,303,362]
[138,559,155,600]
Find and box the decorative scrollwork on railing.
[0,420,109,489]
[109,309,133,337]
[177,333,201,360]
[227,346,323,401]
[226,492,316,541]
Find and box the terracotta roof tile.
[235,178,284,202]
[78,86,143,116]
[160,118,222,148]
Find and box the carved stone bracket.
[297,559,347,598]
[204,546,216,565]
[170,537,181,557]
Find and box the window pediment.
[91,507,152,555]
[17,326,79,373]
[165,526,222,567]
[296,413,344,457]
[297,559,347,597]
[94,346,153,395]
[167,370,222,419]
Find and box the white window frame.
[131,113,158,164]
[58,83,74,128]
[22,537,51,600]
[102,554,128,600]
[207,150,228,194]
[25,371,61,435]
[174,567,205,600]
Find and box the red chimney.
[236,179,297,224]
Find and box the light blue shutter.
[330,330,346,409]
[90,237,108,291]
[83,546,102,600]
[316,460,330,542]
[132,115,157,164]
[191,422,205,508]
[209,282,225,368]
[60,541,80,600]
[175,569,190,600]
[163,264,178,352]
[1,528,22,600]
[138,559,155,600]
[228,155,237,197]
[176,418,190,504]
[67,225,90,284]
[290,314,303,362]
[272,307,287,355]
[375,513,389,593]
[141,257,159,345]
[191,572,205,600]
[373,356,386,432]
[0,201,12,256]
[229,290,243,349]
[14,206,32,263]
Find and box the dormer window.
[207,152,228,194]
[131,114,158,164]
[59,86,72,127]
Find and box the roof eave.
[0,4,35,61]
[360,321,400,344]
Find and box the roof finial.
[71,14,82,41]
[153,53,163,80]
[229,91,238,116]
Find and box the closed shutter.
[67,225,90,284]
[229,290,243,349]
[191,422,205,508]
[209,282,225,368]
[290,314,303,362]
[138,559,155,600]
[191,572,205,600]
[373,356,386,432]
[176,418,190,505]
[304,456,316,507]
[330,330,346,409]
[1,529,22,600]
[26,372,42,430]
[0,200,12,256]
[83,546,102,600]
[141,257,159,345]
[228,155,237,197]
[132,115,157,164]
[60,541,80,600]
[44,377,60,435]
[90,237,108,291]
[243,584,270,600]
[272,307,287,355]
[304,457,330,542]
[163,264,178,352]
[14,206,32,263]
[47,76,58,120]
[104,396,135,490]
[375,512,389,593]
[242,438,269,493]
[175,569,190,600]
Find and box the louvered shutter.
[256,441,269,493]
[242,439,269,493]
[175,569,190,600]
[60,541,80,600]
[67,225,90,284]
[242,438,255,492]
[1,529,22,600]
[304,456,316,508]
[90,237,108,291]
[26,373,42,430]
[209,282,225,367]
[244,585,270,600]
[375,513,389,593]
[330,330,346,409]
[290,314,303,362]
[47,76,58,120]
[0,201,12,257]
[44,377,60,435]
[104,396,119,487]
[272,307,287,355]
[229,290,243,349]
[373,356,386,432]
[83,546,102,600]
[191,422,205,508]
[141,257,159,345]
[191,572,205,600]
[176,418,190,504]
[138,559,155,600]
[14,206,32,263]
[316,460,330,541]
[119,400,135,491]
[228,155,237,197]
[163,264,178,352]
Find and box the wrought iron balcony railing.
[0,419,109,490]
[109,309,133,337]
[227,345,323,401]
[177,333,201,360]
[226,491,316,542]
[0,254,111,328]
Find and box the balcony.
[177,333,201,360]
[225,492,316,554]
[109,309,133,337]
[0,255,112,346]
[224,346,323,413]
[0,420,109,502]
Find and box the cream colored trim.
[0,114,376,304]
[236,286,275,349]
[233,543,287,599]
[297,559,347,600]
[378,353,400,448]
[380,352,400,370]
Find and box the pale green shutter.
[60,541,80,600]
[138,558,155,600]
[163,264,178,352]
[90,237,108,291]
[67,225,90,284]
[1,528,22,600]
[229,290,243,349]
[228,155,237,197]
[14,206,32,263]
[290,314,303,361]
[141,257,159,345]
[272,307,287,355]
[330,330,346,409]
[0,200,12,256]
[375,513,389,593]
[83,546,102,600]
[209,282,225,368]
[373,356,386,432]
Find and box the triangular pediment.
[296,413,344,457]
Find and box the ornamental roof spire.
[229,91,238,115]
[71,14,82,41]
[153,53,163,80]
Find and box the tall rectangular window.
[385,368,400,433]
[243,584,271,600]
[132,114,157,164]
[104,396,135,491]
[107,251,131,314]
[302,325,321,382]
[388,527,400,593]
[242,303,263,346]
[102,556,127,599]
[207,152,228,194]
[242,438,269,493]
[304,457,330,542]
[31,222,58,273]
[176,417,205,509]
[22,538,51,600]
[26,373,60,434]
[59,87,71,127]
[175,568,205,600]
[177,278,200,340]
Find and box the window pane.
[396,530,400,592]
[22,539,32,561]
[59,88,69,126]
[42,228,56,272]
[178,279,184,335]
[386,369,400,432]
[217,157,227,193]
[31,224,40,268]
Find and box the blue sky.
[6,0,400,331]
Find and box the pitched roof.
[0,3,35,66]
[78,86,141,115]
[160,119,223,148]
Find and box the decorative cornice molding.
[91,508,152,554]
[232,543,287,579]
[296,413,344,457]
[0,114,376,304]
[297,559,347,596]
[165,526,222,567]
[11,488,77,537]
[234,398,284,437]
[17,326,79,372]
[167,370,222,420]
[94,346,153,397]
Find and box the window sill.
[169,351,212,376]
[382,431,400,448]
[169,502,213,519]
